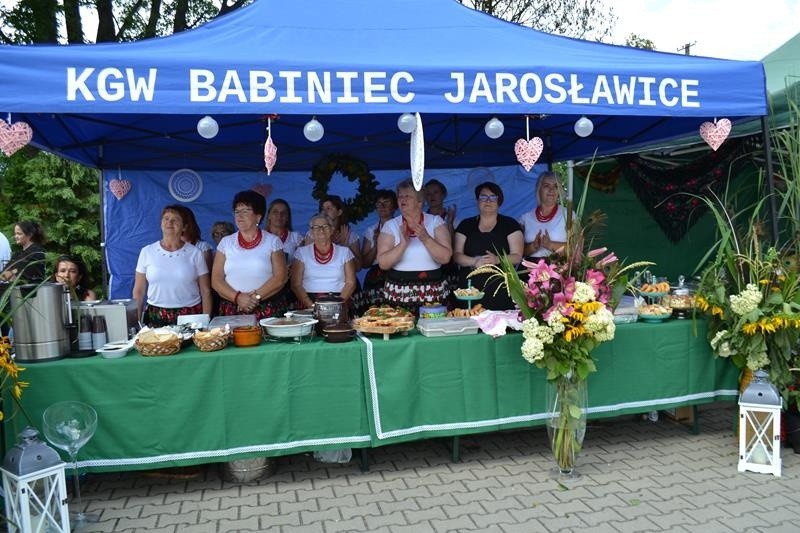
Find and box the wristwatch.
[255,293,262,301]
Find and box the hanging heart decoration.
[410,112,425,191]
[0,119,33,157]
[264,137,277,175]
[514,137,544,172]
[252,183,273,198]
[699,118,731,151]
[109,178,132,200]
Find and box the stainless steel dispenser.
[11,283,72,362]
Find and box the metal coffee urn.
[11,283,73,362]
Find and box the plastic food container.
[419,304,448,319]
[417,317,479,337]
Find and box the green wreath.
[310,154,379,224]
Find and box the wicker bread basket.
[193,333,229,352]
[135,335,182,356]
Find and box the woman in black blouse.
[0,220,46,283]
[453,182,523,310]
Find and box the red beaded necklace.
[314,244,334,264]
[535,205,558,224]
[276,228,288,243]
[238,230,263,250]
[403,212,425,238]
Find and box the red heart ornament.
[514,137,544,172]
[109,178,132,200]
[252,183,273,198]
[699,119,731,151]
[0,119,33,157]
[264,137,277,175]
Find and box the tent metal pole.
[761,116,779,245]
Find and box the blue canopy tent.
[0,0,768,296]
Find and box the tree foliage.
[0,151,102,294]
[625,33,656,51]
[459,0,616,41]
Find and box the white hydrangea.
[710,329,728,350]
[746,351,769,370]
[594,322,615,342]
[584,307,614,334]
[717,341,734,358]
[572,281,596,304]
[534,324,555,344]
[546,311,566,333]
[521,318,539,339]
[730,283,762,316]
[521,337,545,364]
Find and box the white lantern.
[738,370,782,476]
[303,118,324,142]
[484,117,504,139]
[574,116,594,138]
[1,427,70,532]
[196,115,219,139]
[397,113,416,134]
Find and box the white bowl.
[260,317,318,338]
[97,345,131,359]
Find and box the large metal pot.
[11,283,74,362]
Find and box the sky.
[610,0,800,60]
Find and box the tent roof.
[0,0,767,170]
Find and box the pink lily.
[596,253,618,269]
[527,260,561,290]
[584,269,606,297]
[587,247,607,258]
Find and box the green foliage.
[625,33,656,51]
[0,151,102,296]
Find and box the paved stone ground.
[77,403,800,532]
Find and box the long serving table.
[3,319,739,472]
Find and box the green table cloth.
[3,319,739,472]
[4,338,371,472]
[359,319,739,446]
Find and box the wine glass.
[42,401,99,526]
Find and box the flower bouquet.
[695,188,800,407]
[471,189,650,473]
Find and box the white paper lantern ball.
[303,118,325,142]
[574,116,594,138]
[484,117,504,139]
[397,113,417,134]
[196,116,219,139]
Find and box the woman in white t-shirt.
[518,171,568,261]
[211,190,289,320]
[377,179,452,312]
[180,205,213,272]
[266,199,304,263]
[292,214,357,310]
[132,205,212,327]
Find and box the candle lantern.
[1,426,70,532]
[738,370,782,476]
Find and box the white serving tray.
[417,317,479,337]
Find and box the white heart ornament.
[0,119,33,157]
[514,137,544,171]
[264,137,277,175]
[699,119,731,151]
[109,178,132,200]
